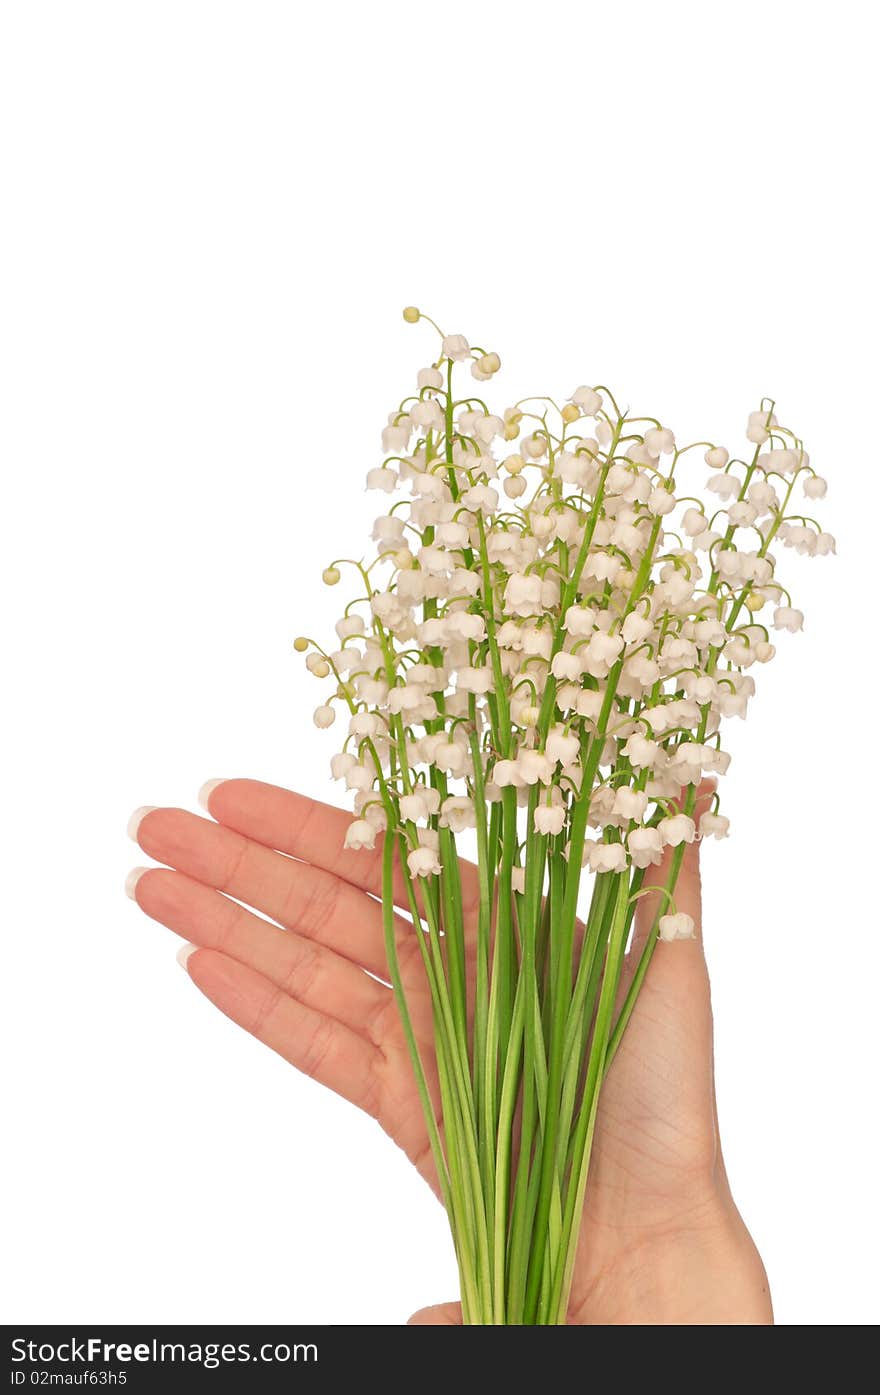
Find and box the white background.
[1,1,877,1326]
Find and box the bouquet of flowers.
[295,309,832,1324]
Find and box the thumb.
[407,1301,463,1325]
[628,778,716,975]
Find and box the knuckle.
[212,894,243,955]
[215,836,251,896]
[248,984,285,1042]
[359,1050,383,1120]
[279,937,323,1003]
[364,989,397,1051]
[299,1015,335,1081]
[282,869,342,938]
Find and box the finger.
[623,781,717,1010]
[199,779,481,918]
[180,947,381,1117]
[630,779,717,960]
[407,1302,462,1325]
[131,866,390,1040]
[131,806,410,980]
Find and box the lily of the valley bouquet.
[296,309,832,1324]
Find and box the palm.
[129,778,770,1324]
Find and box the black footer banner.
[3,1320,785,1387]
[0,1323,574,1388]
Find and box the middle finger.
[131,806,409,979]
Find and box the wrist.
[650,1190,773,1325]
[571,1191,773,1325]
[703,1194,773,1324]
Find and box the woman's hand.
[127,777,772,1325]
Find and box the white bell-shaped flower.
[657,814,696,847]
[534,804,566,836]
[344,820,376,851]
[658,912,696,941]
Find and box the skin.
[128,777,772,1325]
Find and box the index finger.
[200,779,482,919]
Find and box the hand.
[127,778,772,1325]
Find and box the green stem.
[549,873,632,1322]
[492,972,526,1323]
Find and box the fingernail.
[176,942,198,970]
[127,806,157,842]
[125,866,150,901]
[198,779,226,812]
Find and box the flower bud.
[746,408,778,444]
[402,306,420,323]
[293,637,309,652]
[322,566,341,585]
[522,432,547,459]
[478,352,501,375]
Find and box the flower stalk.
[298,310,832,1323]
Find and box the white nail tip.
[127,805,158,841]
[125,866,150,901]
[198,778,226,812]
[176,942,198,970]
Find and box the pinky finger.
[179,946,382,1117]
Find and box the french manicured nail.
[127,806,158,842]
[176,942,198,970]
[198,779,226,812]
[125,866,151,901]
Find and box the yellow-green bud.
[322,566,341,586]
[561,403,580,425]
[402,306,420,323]
[293,636,309,652]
